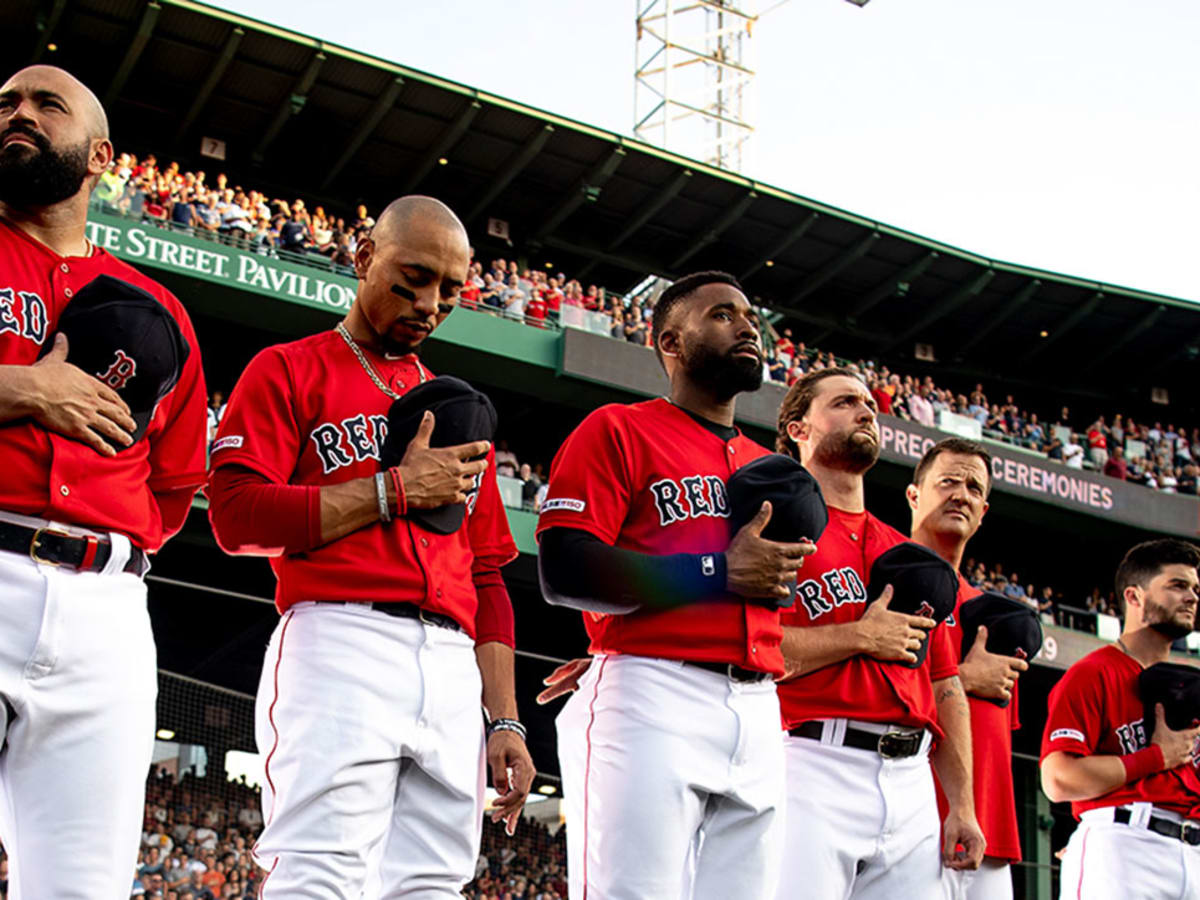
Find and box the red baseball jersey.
[935,576,1023,862]
[535,398,781,675]
[778,507,958,736]
[1041,644,1200,819]
[0,218,207,550]
[209,330,517,634]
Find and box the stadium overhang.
[6,0,1198,411]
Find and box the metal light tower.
[634,0,757,173]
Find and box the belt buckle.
[29,527,71,566]
[1181,820,1200,845]
[418,608,437,628]
[877,730,914,759]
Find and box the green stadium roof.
[7,0,1199,414]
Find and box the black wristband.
[486,717,527,741]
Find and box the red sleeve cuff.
[473,567,515,648]
[1122,744,1165,782]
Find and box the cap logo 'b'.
[97,349,137,389]
[1014,647,1028,660]
[916,601,935,618]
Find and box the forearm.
[318,473,395,545]
[208,466,321,555]
[539,527,727,614]
[0,365,42,424]
[476,641,519,720]
[1040,748,1161,802]
[932,676,975,812]
[779,622,866,680]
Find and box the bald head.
[372,195,467,248]
[3,65,108,140]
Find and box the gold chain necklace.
[335,322,427,400]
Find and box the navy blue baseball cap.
[958,590,1043,707]
[38,274,190,449]
[1139,661,1200,741]
[864,542,958,668]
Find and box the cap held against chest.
[37,273,190,449]
[726,453,828,609]
[379,375,497,535]
[1139,661,1200,742]
[958,591,1044,707]
[864,542,958,669]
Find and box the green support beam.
[1081,304,1166,374]
[606,168,691,253]
[173,26,244,146]
[532,146,626,242]
[29,0,68,64]
[882,268,995,353]
[739,212,819,282]
[400,100,482,194]
[953,278,1041,359]
[103,1,161,109]
[1020,290,1105,364]
[788,230,879,306]
[321,75,404,189]
[845,250,939,324]
[668,190,757,270]
[466,124,554,224]
[251,50,326,163]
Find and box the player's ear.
[904,483,919,510]
[785,418,807,447]
[1123,584,1143,615]
[658,328,680,359]
[354,237,374,280]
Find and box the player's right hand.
[958,625,1029,702]
[396,410,490,508]
[856,585,936,664]
[1151,703,1200,770]
[27,333,136,457]
[536,657,592,704]
[725,501,816,607]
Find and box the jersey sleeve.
[927,621,958,681]
[536,406,632,546]
[467,446,519,571]
[146,298,208,493]
[1041,664,1103,760]
[209,345,302,484]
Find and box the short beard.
[682,343,763,401]
[812,427,879,474]
[0,129,92,209]
[1145,598,1194,640]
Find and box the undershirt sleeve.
[207,464,321,556]
[538,526,729,614]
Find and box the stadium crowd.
[0,766,567,900]
[103,150,1196,501]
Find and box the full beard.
[0,129,91,209]
[1145,598,1195,640]
[812,427,880,474]
[682,343,763,402]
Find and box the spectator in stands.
[1161,466,1179,493]
[1062,434,1084,469]
[502,274,527,321]
[278,207,310,253]
[1178,464,1198,495]
[1003,574,1027,601]
[1037,586,1056,624]
[494,440,519,479]
[1086,418,1108,468]
[1103,446,1128,480]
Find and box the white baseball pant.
[1058,804,1200,900]
[0,513,156,900]
[253,600,486,900]
[944,859,1013,900]
[776,719,942,900]
[556,654,784,900]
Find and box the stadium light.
[538,784,557,795]
[156,728,176,740]
[437,157,448,165]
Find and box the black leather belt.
[684,660,772,683]
[0,520,148,576]
[1114,807,1200,845]
[368,601,463,634]
[789,721,925,759]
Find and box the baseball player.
[907,437,1030,899]
[537,271,815,899]
[207,196,533,898]
[0,66,208,897]
[773,367,983,899]
[1041,539,1200,900]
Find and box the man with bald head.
[0,67,208,898]
[208,195,532,898]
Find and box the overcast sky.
[205,0,1198,302]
